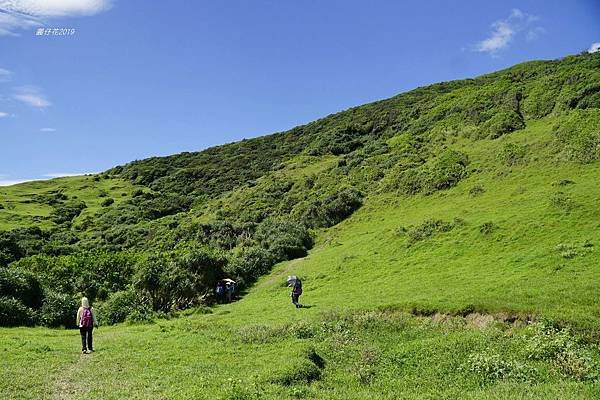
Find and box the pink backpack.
[81,308,93,327]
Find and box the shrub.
[0,227,48,267]
[101,198,115,207]
[39,291,78,328]
[424,149,469,192]
[49,201,87,225]
[132,193,193,220]
[390,150,468,195]
[525,322,575,361]
[498,142,528,166]
[125,307,154,324]
[302,188,363,228]
[0,297,36,327]
[254,219,312,261]
[100,288,149,325]
[524,321,597,381]
[479,222,498,235]
[270,357,323,386]
[227,246,274,285]
[394,168,428,195]
[13,251,137,303]
[555,243,579,259]
[0,267,43,309]
[194,220,251,250]
[469,185,485,197]
[287,320,317,339]
[568,82,600,110]
[406,219,455,244]
[468,353,537,382]
[322,124,370,155]
[553,110,600,163]
[554,349,598,381]
[75,251,137,301]
[133,253,167,310]
[549,191,575,212]
[320,188,363,227]
[134,248,225,312]
[481,111,525,139]
[522,77,562,118]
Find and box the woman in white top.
[76,297,98,354]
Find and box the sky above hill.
[0,0,598,185]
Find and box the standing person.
[76,297,98,354]
[215,281,225,303]
[225,282,234,303]
[290,278,303,308]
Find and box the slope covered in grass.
[1,53,599,398]
[2,110,599,400]
[243,118,600,327]
[0,176,140,231]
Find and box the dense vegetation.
[0,52,599,330]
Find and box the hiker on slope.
[287,276,303,308]
[76,297,98,354]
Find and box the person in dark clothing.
[215,281,225,303]
[225,281,235,303]
[290,279,303,308]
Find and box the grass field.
[0,176,141,231]
[1,116,599,399]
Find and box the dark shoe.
[82,350,87,354]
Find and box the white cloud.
[589,43,600,53]
[526,27,546,42]
[0,0,113,35]
[40,127,56,132]
[477,21,514,54]
[0,111,9,118]
[475,9,541,55]
[0,68,12,82]
[0,10,39,36]
[13,86,51,108]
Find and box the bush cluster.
[404,218,462,245]
[480,111,525,139]
[254,219,312,261]
[49,201,87,225]
[393,150,469,195]
[553,109,600,164]
[468,353,538,383]
[0,212,316,327]
[498,142,528,166]
[525,321,598,381]
[301,188,363,228]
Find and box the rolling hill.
[1,52,599,399]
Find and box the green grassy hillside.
[0,176,140,231]
[1,53,599,398]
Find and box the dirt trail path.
[51,329,119,400]
[51,352,91,400]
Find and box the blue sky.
[0,0,598,185]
